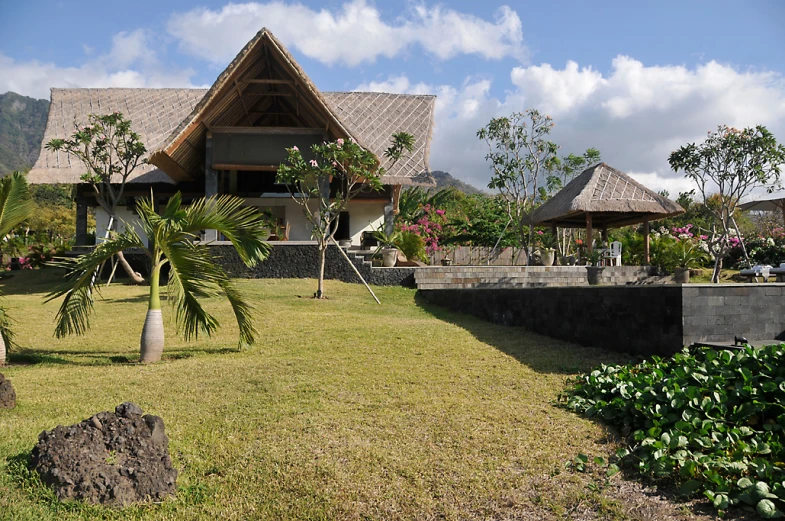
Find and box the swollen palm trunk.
[140,309,165,363]
[0,335,5,366]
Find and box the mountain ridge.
[0,91,49,175]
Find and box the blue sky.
[2,1,784,191]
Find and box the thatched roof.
[148,28,434,186]
[29,30,435,187]
[28,88,206,185]
[531,163,684,228]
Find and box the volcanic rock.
[0,372,15,409]
[30,402,177,505]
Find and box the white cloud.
[360,58,785,194]
[0,29,197,99]
[167,0,525,67]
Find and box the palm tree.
[0,172,35,365]
[47,192,271,363]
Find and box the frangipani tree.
[46,112,148,283]
[47,193,271,363]
[669,125,785,283]
[277,133,413,299]
[478,110,560,264]
[0,172,35,365]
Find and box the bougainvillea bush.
[724,229,785,269]
[564,344,785,518]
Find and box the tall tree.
[669,125,785,282]
[277,133,413,299]
[477,110,559,264]
[47,193,270,363]
[45,112,147,283]
[0,172,35,365]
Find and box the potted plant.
[371,227,402,267]
[539,232,558,266]
[672,240,706,283]
[585,248,605,285]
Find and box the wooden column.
[586,213,593,253]
[204,133,218,242]
[643,219,650,265]
[75,185,89,245]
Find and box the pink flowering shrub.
[398,204,447,254]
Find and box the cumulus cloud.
[0,29,197,99]
[167,0,525,67]
[360,58,785,194]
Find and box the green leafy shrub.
[396,231,427,263]
[563,344,785,517]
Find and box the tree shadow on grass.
[413,292,635,375]
[7,346,237,367]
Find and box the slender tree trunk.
[315,243,327,299]
[140,265,164,363]
[0,334,6,366]
[712,255,723,284]
[116,251,145,284]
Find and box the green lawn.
[0,270,711,520]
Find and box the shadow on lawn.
[8,346,237,367]
[413,292,633,375]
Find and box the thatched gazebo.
[531,163,684,263]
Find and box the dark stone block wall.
[419,284,785,357]
[419,286,684,357]
[682,285,785,344]
[208,244,415,287]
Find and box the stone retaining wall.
[415,265,656,289]
[419,284,785,357]
[209,243,415,287]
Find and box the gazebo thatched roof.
[531,163,684,228]
[28,30,435,187]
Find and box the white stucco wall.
[96,197,386,246]
[246,197,385,244]
[346,201,386,245]
[95,207,149,247]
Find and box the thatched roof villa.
[28,28,436,245]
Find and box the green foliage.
[0,172,33,360]
[725,234,785,269]
[46,192,270,349]
[478,110,560,261]
[446,194,519,249]
[45,112,146,214]
[669,125,785,282]
[395,231,427,263]
[30,184,74,209]
[277,133,413,298]
[564,344,785,517]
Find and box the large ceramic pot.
[586,266,605,285]
[382,247,398,267]
[541,248,556,267]
[674,267,690,284]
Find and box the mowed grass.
[0,270,702,520]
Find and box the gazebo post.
[586,213,593,253]
[643,219,650,265]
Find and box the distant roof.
[531,163,684,228]
[29,30,435,187]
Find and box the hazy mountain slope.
[0,91,50,174]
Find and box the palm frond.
[0,172,35,237]
[160,240,224,341]
[180,195,271,267]
[217,277,258,347]
[46,230,144,337]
